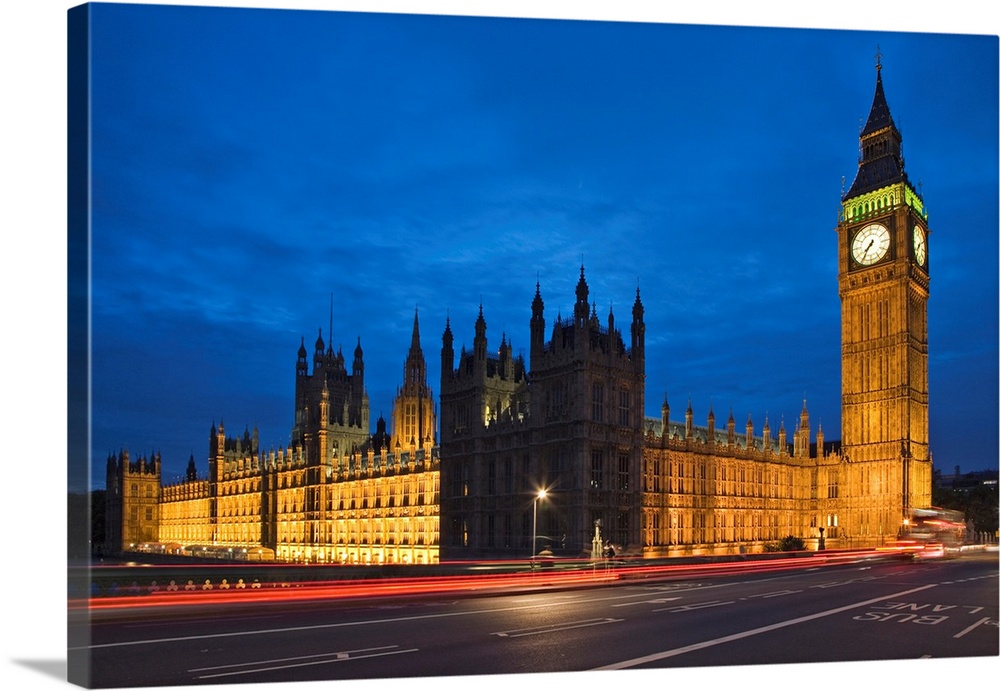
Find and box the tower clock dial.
[851,222,891,266]
[913,225,927,266]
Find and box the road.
[71,552,998,687]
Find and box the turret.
[795,399,811,458]
[313,328,325,371]
[296,337,308,377]
[473,304,487,374]
[845,57,909,200]
[574,265,589,329]
[210,421,225,462]
[372,414,390,453]
[631,286,645,365]
[405,309,426,387]
[352,337,364,382]
[441,316,454,381]
[530,282,545,366]
[318,381,329,467]
[320,381,330,426]
[392,307,437,453]
[499,332,514,380]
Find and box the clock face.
[851,223,891,266]
[913,225,927,266]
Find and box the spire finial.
[875,45,882,72]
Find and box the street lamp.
[532,488,548,558]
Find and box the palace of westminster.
[105,64,934,565]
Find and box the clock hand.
[862,238,874,260]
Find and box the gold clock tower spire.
[837,57,932,530]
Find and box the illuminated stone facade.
[641,404,815,556]
[110,312,441,565]
[437,64,933,559]
[158,457,212,548]
[639,63,932,555]
[108,65,932,562]
[105,450,162,553]
[836,61,934,521]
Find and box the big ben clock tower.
[838,56,932,536]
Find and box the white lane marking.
[612,598,682,608]
[810,575,884,589]
[510,594,586,603]
[953,617,992,639]
[192,645,418,679]
[189,645,399,672]
[493,618,623,637]
[593,583,939,670]
[123,614,285,630]
[653,600,735,613]
[741,589,803,599]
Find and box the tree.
[933,480,998,540]
[763,535,806,552]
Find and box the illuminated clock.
[851,223,891,266]
[913,225,927,267]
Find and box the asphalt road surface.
[72,552,998,687]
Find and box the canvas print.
[65,2,998,689]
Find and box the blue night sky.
[79,3,998,490]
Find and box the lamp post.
[532,488,548,559]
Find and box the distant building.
[933,466,1000,493]
[107,62,933,561]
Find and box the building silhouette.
[107,62,933,562]
[439,271,645,558]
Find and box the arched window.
[618,387,631,427]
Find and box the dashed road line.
[653,599,735,613]
[493,617,623,638]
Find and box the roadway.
[71,551,998,687]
